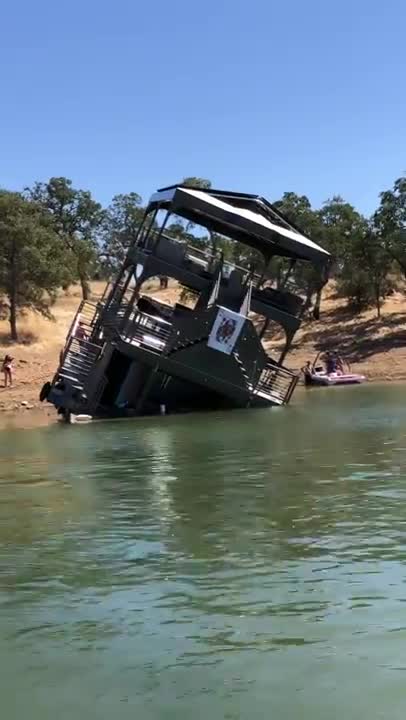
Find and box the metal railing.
[47,300,105,415]
[59,300,102,369]
[58,336,103,389]
[132,232,306,320]
[100,303,129,340]
[64,299,97,343]
[120,310,172,352]
[255,285,304,317]
[255,359,298,405]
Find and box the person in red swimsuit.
[2,355,14,387]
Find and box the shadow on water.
[2,385,406,718]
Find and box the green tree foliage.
[181,177,261,268]
[182,176,212,190]
[180,177,220,254]
[0,191,70,340]
[273,193,395,318]
[274,192,318,234]
[373,176,406,278]
[26,177,104,300]
[101,193,145,271]
[166,221,191,241]
[3,172,404,329]
[272,193,326,317]
[336,227,393,317]
[318,198,395,317]
[318,196,366,261]
[361,232,394,318]
[312,197,370,317]
[319,197,396,317]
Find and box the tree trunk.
[9,292,18,342]
[79,272,90,300]
[375,286,381,318]
[312,287,323,320]
[8,244,18,341]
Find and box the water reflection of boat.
[303,353,366,387]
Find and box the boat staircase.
[97,270,136,339]
[56,300,105,408]
[59,337,102,387]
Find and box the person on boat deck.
[302,361,312,384]
[303,361,312,376]
[334,352,344,373]
[323,351,337,374]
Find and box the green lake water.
[2,385,406,719]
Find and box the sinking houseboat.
[40,185,330,419]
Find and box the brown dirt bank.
[0,282,405,425]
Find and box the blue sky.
[1,0,404,214]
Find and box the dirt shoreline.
[0,376,405,432]
[2,366,405,431]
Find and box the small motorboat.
[302,353,366,387]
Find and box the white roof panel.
[180,189,329,261]
[148,185,330,264]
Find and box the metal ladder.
[58,336,102,391]
[57,300,104,392]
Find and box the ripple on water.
[1,392,406,716]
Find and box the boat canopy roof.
[147,185,330,266]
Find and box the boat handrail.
[255,359,299,404]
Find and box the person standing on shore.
[2,355,14,387]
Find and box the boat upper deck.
[146,186,330,266]
[128,231,306,326]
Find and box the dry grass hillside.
[1,280,406,415]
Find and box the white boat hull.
[306,372,366,387]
